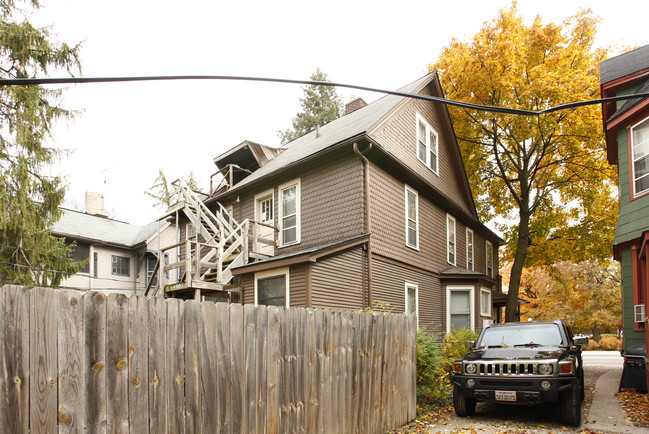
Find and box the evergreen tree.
[0,0,82,286]
[278,68,342,144]
[145,169,199,209]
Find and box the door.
[255,191,275,256]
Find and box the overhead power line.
[1,75,647,116]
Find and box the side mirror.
[573,336,588,346]
[465,340,475,349]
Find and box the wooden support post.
[186,239,192,287]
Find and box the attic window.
[416,113,439,175]
[631,116,649,198]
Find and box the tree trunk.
[506,208,531,322]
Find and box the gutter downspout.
[353,142,373,309]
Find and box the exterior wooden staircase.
[144,179,277,300]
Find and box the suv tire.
[453,385,476,417]
[559,381,581,426]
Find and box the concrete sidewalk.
[584,366,645,433]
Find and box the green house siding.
[620,247,645,348]
[614,128,649,245]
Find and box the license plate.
[495,391,517,401]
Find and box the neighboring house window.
[466,229,474,271]
[631,116,649,197]
[405,185,419,249]
[111,255,130,277]
[255,267,289,307]
[279,179,300,246]
[447,286,474,332]
[416,113,439,174]
[486,241,494,277]
[146,255,158,287]
[405,283,419,325]
[93,252,98,278]
[447,215,456,265]
[480,287,492,317]
[67,241,89,273]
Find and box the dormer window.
[631,116,649,198]
[416,113,439,174]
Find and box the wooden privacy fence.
[0,285,416,433]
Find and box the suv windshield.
[479,323,564,347]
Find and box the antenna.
[99,165,116,209]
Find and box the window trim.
[480,287,492,317]
[466,228,474,271]
[278,179,301,247]
[254,189,275,222]
[254,267,290,307]
[405,282,419,326]
[416,113,439,175]
[485,241,494,278]
[447,214,456,265]
[629,115,649,199]
[446,285,475,333]
[404,185,419,250]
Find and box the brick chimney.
[345,97,367,115]
[85,191,105,216]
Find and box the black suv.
[451,320,588,426]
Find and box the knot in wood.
[58,409,69,424]
[116,360,127,370]
[49,379,55,388]
[133,377,141,388]
[70,297,78,306]
[175,375,183,384]
[151,374,159,386]
[14,375,21,384]
[93,293,104,304]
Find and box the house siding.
[369,163,498,280]
[311,247,365,310]
[620,247,646,348]
[227,150,365,255]
[370,82,474,216]
[615,127,649,245]
[371,254,445,334]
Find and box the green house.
[600,45,649,357]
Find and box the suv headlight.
[465,363,477,375]
[538,363,553,375]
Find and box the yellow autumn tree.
[431,3,618,321]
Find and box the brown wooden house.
[153,72,503,334]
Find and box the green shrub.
[440,328,480,373]
[598,335,622,351]
[416,328,447,404]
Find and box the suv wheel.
[453,385,476,417]
[559,381,582,426]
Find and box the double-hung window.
[111,255,130,277]
[447,214,456,265]
[466,229,474,271]
[485,241,494,277]
[631,116,649,197]
[279,179,300,246]
[405,185,419,249]
[405,283,419,325]
[416,113,439,174]
[447,286,474,332]
[480,287,491,317]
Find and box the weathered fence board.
[57,290,85,433]
[1,285,416,433]
[0,286,30,433]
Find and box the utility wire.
[1,75,647,116]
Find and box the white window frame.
[278,179,301,247]
[416,113,439,175]
[466,229,474,271]
[446,285,475,333]
[480,287,492,317]
[254,267,290,307]
[404,185,419,250]
[111,255,130,277]
[254,189,275,222]
[485,241,494,277]
[405,282,419,326]
[447,214,456,265]
[630,115,649,198]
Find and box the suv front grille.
[468,361,555,377]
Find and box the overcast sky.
[32,0,649,225]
